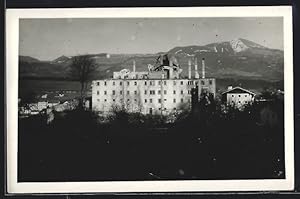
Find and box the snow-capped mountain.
[19,38,284,81]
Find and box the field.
[18,100,285,182]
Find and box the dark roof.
[222,86,256,95]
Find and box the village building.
[19,92,78,117]
[92,55,216,115]
[222,86,255,109]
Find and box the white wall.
[226,93,254,108]
[92,78,216,115]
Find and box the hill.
[19,38,284,81]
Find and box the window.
[158,81,161,85]
[164,99,167,101]
[173,108,176,111]
[127,99,130,102]
[134,90,137,95]
[181,81,183,85]
[238,95,241,97]
[188,90,191,94]
[113,99,116,102]
[158,90,161,94]
[164,108,166,111]
[127,91,130,95]
[150,81,152,86]
[181,90,184,95]
[134,99,137,102]
[158,99,161,103]
[145,99,147,103]
[134,81,137,86]
[164,81,166,85]
[209,80,212,85]
[201,81,205,85]
[127,82,130,86]
[145,81,147,85]
[164,90,167,94]
[173,90,176,94]
[104,91,107,95]
[159,108,161,110]
[149,108,153,114]
[232,95,234,97]
[238,101,241,103]
[120,82,122,86]
[112,90,115,95]
[97,82,100,86]
[104,81,107,86]
[104,99,107,102]
[245,94,247,97]
[173,99,176,103]
[181,98,184,103]
[144,90,147,95]
[150,99,153,103]
[113,81,115,86]
[97,91,99,95]
[173,81,176,86]
[120,91,122,95]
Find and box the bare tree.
[70,55,97,107]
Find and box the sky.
[19,17,283,61]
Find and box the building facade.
[222,86,255,109]
[92,55,216,115]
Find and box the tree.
[70,55,97,107]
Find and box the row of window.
[231,101,249,104]
[96,80,213,86]
[231,94,249,98]
[96,90,189,95]
[97,98,188,103]
[148,107,177,114]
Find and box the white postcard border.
[6,6,294,193]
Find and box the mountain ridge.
[19,38,284,81]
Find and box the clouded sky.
[19,17,283,61]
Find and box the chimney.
[169,59,173,67]
[195,57,199,79]
[169,68,173,79]
[201,58,205,79]
[133,60,136,72]
[188,59,192,79]
[228,85,233,90]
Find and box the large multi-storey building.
[92,55,216,115]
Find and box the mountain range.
[19,38,284,81]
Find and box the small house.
[222,86,255,109]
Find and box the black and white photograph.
[6,7,294,193]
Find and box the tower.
[195,57,199,79]
[188,59,192,79]
[133,60,136,72]
[202,58,206,79]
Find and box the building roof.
[221,86,256,96]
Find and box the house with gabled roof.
[222,86,256,109]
